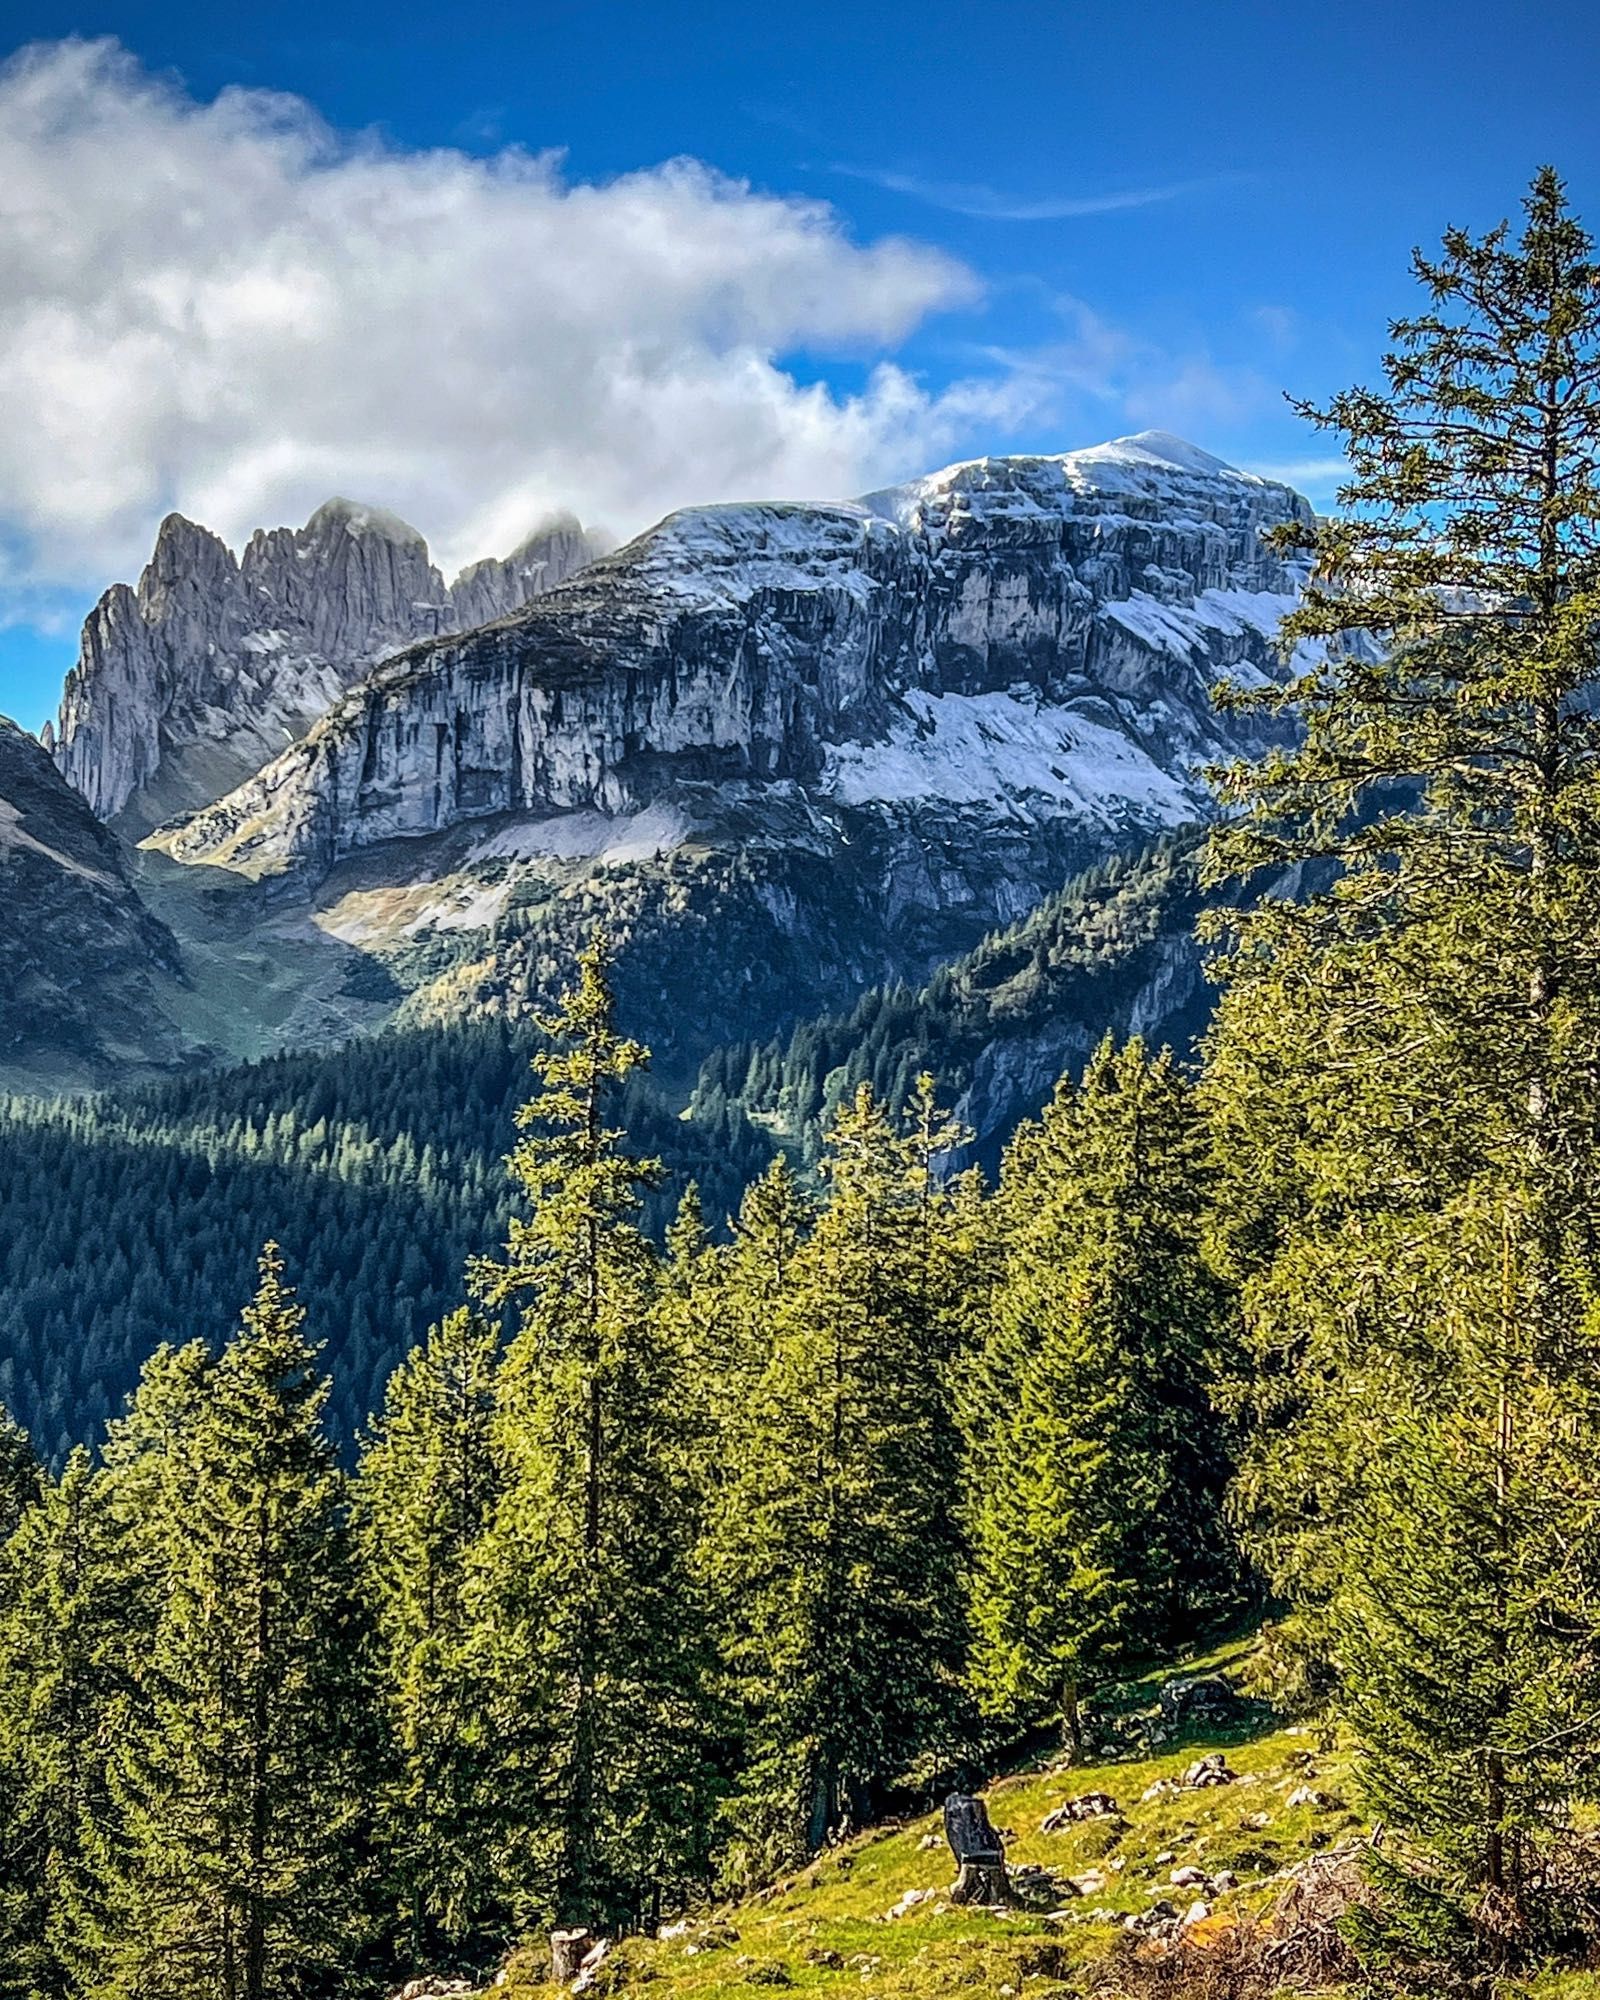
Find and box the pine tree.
[706,1081,976,1879]
[353,1307,502,1966]
[95,1248,367,2000]
[964,1038,1232,1751]
[468,935,717,1934]
[1204,169,1600,1924]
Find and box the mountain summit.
[121,434,1311,1068]
[51,501,611,830]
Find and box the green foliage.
[964,1038,1236,1745]
[467,937,719,1934]
[91,1250,367,2000]
[704,1078,983,1881]
[1205,168,1600,1926]
[0,1449,124,2000]
[0,1019,775,1459]
[694,831,1211,1170]
[352,1307,503,1966]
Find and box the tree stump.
[551,1928,592,1985]
[949,1858,1015,1906]
[943,1792,1014,1906]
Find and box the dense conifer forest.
[0,833,1204,1459]
[7,170,1600,1999]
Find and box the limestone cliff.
[52,501,607,829]
[158,433,1309,883]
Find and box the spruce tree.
[964,1038,1232,1751]
[353,1308,501,1967]
[1204,169,1600,1923]
[468,935,716,1933]
[95,1248,366,2000]
[707,1081,976,1878]
[0,1401,38,1542]
[0,1449,123,2000]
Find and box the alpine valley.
[0,427,1309,1447]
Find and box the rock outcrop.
[0,718,194,1087]
[52,501,608,829]
[122,432,1310,1067]
[158,433,1309,883]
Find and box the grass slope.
[498,1640,1370,2000]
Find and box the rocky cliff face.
[132,432,1309,1070]
[52,501,608,830]
[0,718,197,1087]
[159,433,1309,880]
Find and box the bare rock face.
[448,512,616,631]
[0,717,193,1086]
[157,432,1311,884]
[52,500,608,830]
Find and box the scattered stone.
[1287,1785,1340,1811]
[1181,1899,1213,1927]
[805,1948,844,1970]
[1241,1811,1272,1830]
[1169,1865,1207,1888]
[746,1966,791,1987]
[1141,1779,1181,1803]
[1211,1869,1239,1891]
[917,1832,941,1851]
[1182,1754,1236,1789]
[392,1983,474,2000]
[1158,1674,1249,1730]
[1068,1869,1107,1896]
[1154,1850,1176,1867]
[1039,1791,1119,1832]
[886,1887,936,1920]
[657,1920,689,1942]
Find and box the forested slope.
[0,833,1210,1457]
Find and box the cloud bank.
[0,38,1036,601]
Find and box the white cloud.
[0,37,1040,596]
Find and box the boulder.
[1039,1791,1120,1832]
[1158,1674,1249,1730]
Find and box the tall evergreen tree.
[965,1038,1232,1751]
[94,1249,366,2000]
[0,1401,38,1543]
[706,1081,976,1879]
[1204,169,1600,1924]
[0,1449,125,2000]
[468,936,717,1934]
[353,1307,502,1967]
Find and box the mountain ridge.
[50,498,612,830]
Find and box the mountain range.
[0,426,1315,1445]
[3,428,1306,1095]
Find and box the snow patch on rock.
[825,690,1199,824]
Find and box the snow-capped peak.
[1083,430,1240,476]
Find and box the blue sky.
[2,0,1599,733]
